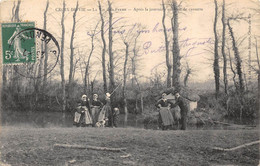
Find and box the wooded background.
[1,0,259,123]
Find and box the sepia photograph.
[0,0,259,165]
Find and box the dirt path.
[0,126,259,166]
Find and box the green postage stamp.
[1,22,36,64]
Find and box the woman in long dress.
[97,93,112,127]
[155,93,174,130]
[74,94,93,127]
[91,94,103,127]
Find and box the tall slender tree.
[253,37,260,111]
[132,33,143,113]
[98,1,108,93]
[68,1,79,97]
[221,0,228,94]
[84,23,99,94]
[162,0,171,88]
[171,0,181,91]
[108,0,116,98]
[213,0,220,98]
[227,18,244,92]
[43,0,49,91]
[60,0,66,111]
[227,46,237,89]
[122,41,129,127]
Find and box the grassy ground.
[0,126,259,166]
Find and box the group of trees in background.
[1,0,146,119]
[1,0,259,123]
[211,0,259,119]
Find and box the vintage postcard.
[0,0,259,165]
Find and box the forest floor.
[0,126,259,166]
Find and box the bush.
[198,92,227,118]
[198,89,258,120]
[226,90,257,118]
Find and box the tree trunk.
[140,93,143,114]
[2,67,7,90]
[257,73,260,111]
[68,1,79,97]
[60,1,66,112]
[184,64,191,87]
[162,0,171,88]
[227,18,244,93]
[11,1,16,22]
[134,74,143,114]
[212,140,260,152]
[43,0,49,92]
[171,0,181,91]
[243,65,248,91]
[98,1,108,93]
[123,42,129,127]
[135,95,138,114]
[248,14,252,87]
[255,37,260,112]
[221,0,228,94]
[35,42,44,103]
[54,144,127,152]
[84,35,94,94]
[108,0,116,102]
[213,0,220,98]
[72,58,79,82]
[131,57,135,88]
[227,46,237,89]
[91,81,94,98]
[14,0,21,22]
[132,34,142,114]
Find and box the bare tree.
[98,1,108,93]
[171,0,181,91]
[227,45,237,89]
[255,37,260,111]
[68,1,79,97]
[248,37,260,111]
[84,23,99,94]
[213,0,220,98]
[122,41,129,126]
[2,66,7,92]
[108,0,116,101]
[162,0,171,88]
[34,43,45,103]
[130,31,143,113]
[72,58,80,82]
[43,0,49,91]
[227,17,244,93]
[34,0,51,102]
[119,22,142,122]
[60,0,66,112]
[221,0,228,94]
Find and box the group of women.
[73,93,120,127]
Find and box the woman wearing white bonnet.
[105,93,111,99]
[73,94,92,127]
[99,92,111,127]
[81,94,87,100]
[91,93,103,126]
